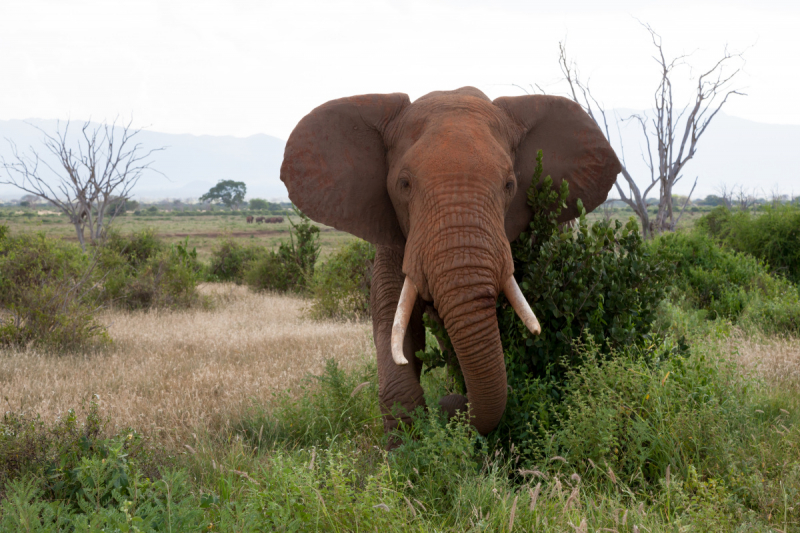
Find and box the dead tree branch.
[1,119,164,251]
[558,24,745,238]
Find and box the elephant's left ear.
[493,95,621,242]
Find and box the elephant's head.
[281,87,620,435]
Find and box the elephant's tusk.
[502,276,542,336]
[391,277,418,366]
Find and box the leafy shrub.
[98,230,202,310]
[651,231,800,334]
[207,237,266,283]
[0,400,163,498]
[115,246,201,309]
[738,288,800,335]
[420,152,668,454]
[542,338,800,525]
[698,204,800,283]
[245,209,319,293]
[0,230,107,350]
[501,164,667,378]
[102,228,163,269]
[308,239,375,320]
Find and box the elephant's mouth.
[390,275,540,366]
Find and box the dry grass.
[725,330,800,389]
[0,284,374,444]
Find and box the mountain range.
[0,112,797,203]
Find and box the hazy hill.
[0,113,798,203]
[0,119,286,202]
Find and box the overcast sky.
[2,0,799,141]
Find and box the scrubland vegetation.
[1,187,799,530]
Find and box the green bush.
[651,230,800,334]
[308,239,375,320]
[543,338,800,522]
[739,288,800,335]
[698,204,800,284]
[244,209,319,293]
[501,168,667,377]
[98,230,202,310]
[0,400,168,501]
[101,228,163,269]
[0,229,107,350]
[207,238,266,283]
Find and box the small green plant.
[308,239,375,320]
[235,359,381,450]
[245,208,320,293]
[207,238,266,283]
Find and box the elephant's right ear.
[280,93,410,246]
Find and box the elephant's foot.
[438,394,469,419]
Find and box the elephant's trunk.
[398,183,530,435]
[435,270,507,435]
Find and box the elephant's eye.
[398,178,411,190]
[505,180,515,192]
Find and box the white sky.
[1,0,798,140]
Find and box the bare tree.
[716,183,759,211]
[1,119,163,251]
[734,185,759,211]
[558,24,744,238]
[715,183,735,209]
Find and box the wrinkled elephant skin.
[280,87,620,439]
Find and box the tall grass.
[0,284,373,443]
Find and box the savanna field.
[1,201,800,532]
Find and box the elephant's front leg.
[371,245,426,439]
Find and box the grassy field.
[1,284,799,530]
[0,284,373,444]
[0,209,353,261]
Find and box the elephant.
[280,87,620,439]
[246,215,254,223]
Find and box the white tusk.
[391,277,418,365]
[502,276,541,336]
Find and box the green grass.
[2,323,798,531]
